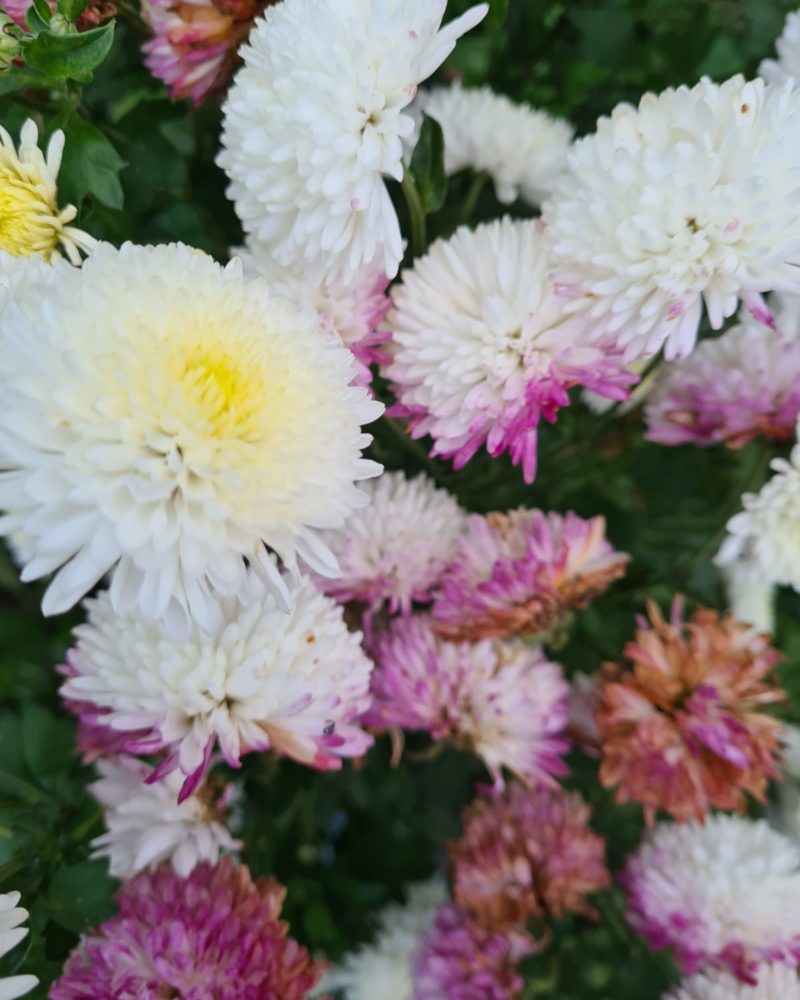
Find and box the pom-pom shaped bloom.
[645,318,800,448]
[623,815,800,982]
[597,600,785,824]
[386,219,634,483]
[0,242,382,636]
[760,11,800,85]
[142,0,274,106]
[367,615,569,790]
[0,119,95,263]
[219,0,488,280]
[89,756,241,879]
[0,892,38,1000]
[412,903,535,1000]
[449,782,609,932]
[542,76,800,362]
[235,239,391,386]
[666,965,800,1000]
[418,82,573,205]
[61,577,374,800]
[50,859,320,998]
[321,879,447,1000]
[718,440,800,593]
[433,508,629,642]
[317,471,465,617]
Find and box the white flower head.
[0,242,382,636]
[542,75,800,362]
[89,756,242,879]
[318,879,446,1000]
[0,892,38,1000]
[61,574,374,801]
[665,965,800,999]
[760,11,800,85]
[218,0,488,281]
[723,557,774,634]
[418,82,573,204]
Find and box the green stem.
[380,417,450,487]
[401,169,427,259]
[461,170,489,223]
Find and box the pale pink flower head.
[366,614,569,790]
[432,508,629,642]
[412,903,535,1000]
[141,0,274,106]
[645,315,800,449]
[50,858,321,998]
[622,815,800,983]
[597,599,785,824]
[449,782,610,934]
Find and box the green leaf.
[24,0,51,35]
[23,21,114,82]
[21,704,75,779]
[57,0,89,20]
[43,860,116,933]
[0,71,46,97]
[59,115,126,209]
[408,114,447,215]
[487,0,509,29]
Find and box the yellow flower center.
[0,163,61,259]
[177,347,265,441]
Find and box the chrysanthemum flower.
[367,615,568,789]
[723,557,774,634]
[449,782,609,933]
[0,119,95,264]
[412,903,535,1000]
[417,83,573,205]
[142,0,275,106]
[666,965,800,1000]
[385,219,635,482]
[0,242,382,635]
[218,0,488,281]
[597,600,784,824]
[432,508,629,642]
[0,892,38,1000]
[542,76,800,362]
[89,756,241,879]
[316,472,465,618]
[320,879,447,1000]
[61,577,374,800]
[760,11,800,85]
[645,316,800,448]
[717,439,800,593]
[50,859,320,998]
[235,239,391,387]
[623,815,800,982]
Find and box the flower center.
[177,347,264,441]
[0,167,59,257]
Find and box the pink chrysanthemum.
[597,599,785,824]
[50,859,321,998]
[366,615,569,790]
[622,815,800,983]
[449,782,610,933]
[412,903,535,1000]
[385,218,636,484]
[432,508,629,642]
[1,0,115,28]
[141,0,274,106]
[645,316,800,449]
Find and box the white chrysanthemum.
[318,879,446,1000]
[386,217,632,483]
[624,815,800,978]
[717,439,800,592]
[542,75,800,362]
[0,242,382,636]
[665,965,800,1000]
[723,558,774,634]
[760,11,800,85]
[0,119,95,264]
[417,83,573,205]
[89,756,241,879]
[317,471,465,615]
[218,0,488,281]
[0,892,38,1000]
[61,575,374,800]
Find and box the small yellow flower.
[0,118,95,263]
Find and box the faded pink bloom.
[433,508,629,642]
[412,903,535,1000]
[366,615,569,790]
[50,859,321,998]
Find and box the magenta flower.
[50,859,321,998]
[366,614,569,790]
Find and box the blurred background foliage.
[2,0,799,996]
